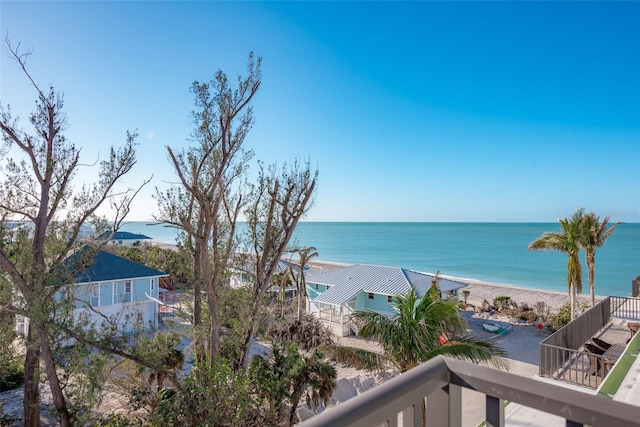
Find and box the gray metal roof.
[307,264,467,306]
[405,270,468,294]
[312,284,362,306]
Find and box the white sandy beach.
[308,259,597,311]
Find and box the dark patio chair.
[627,322,640,343]
[584,342,605,378]
[592,337,612,351]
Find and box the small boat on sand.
[482,322,510,335]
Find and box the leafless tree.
[0,39,147,426]
[239,161,317,367]
[155,53,260,365]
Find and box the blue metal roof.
[97,231,152,241]
[307,264,467,306]
[67,249,168,283]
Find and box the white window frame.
[17,316,26,335]
[124,280,132,303]
[90,284,100,307]
[368,292,374,300]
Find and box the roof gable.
[232,259,301,278]
[406,270,468,294]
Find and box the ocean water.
[119,221,639,297]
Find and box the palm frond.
[353,287,506,372]
[430,335,509,370]
[322,344,387,372]
[528,231,568,252]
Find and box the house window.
[315,283,319,290]
[17,316,26,335]
[90,285,99,307]
[241,273,248,283]
[123,280,132,303]
[151,279,155,291]
[368,293,374,300]
[387,295,392,303]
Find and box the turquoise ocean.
[119,222,639,298]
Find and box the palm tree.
[276,268,296,318]
[287,349,337,427]
[580,212,623,306]
[293,246,318,320]
[352,287,507,373]
[142,333,185,393]
[250,342,336,426]
[529,208,585,320]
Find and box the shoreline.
[306,259,597,312]
[149,242,600,313]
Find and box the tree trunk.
[570,282,576,320]
[193,277,205,362]
[37,326,71,426]
[23,327,41,427]
[587,252,596,306]
[192,242,205,363]
[206,285,220,368]
[297,280,303,321]
[240,299,260,368]
[288,387,303,427]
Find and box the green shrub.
[549,301,590,330]
[269,314,333,351]
[95,414,143,427]
[148,357,265,426]
[493,295,510,307]
[0,360,24,392]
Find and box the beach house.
[16,249,168,337]
[97,230,153,247]
[306,264,467,336]
[229,259,300,297]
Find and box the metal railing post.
[485,395,504,427]
[426,384,461,427]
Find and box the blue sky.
[1,1,639,222]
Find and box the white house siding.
[50,277,160,337]
[74,299,157,333]
[107,238,152,247]
[229,271,251,289]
